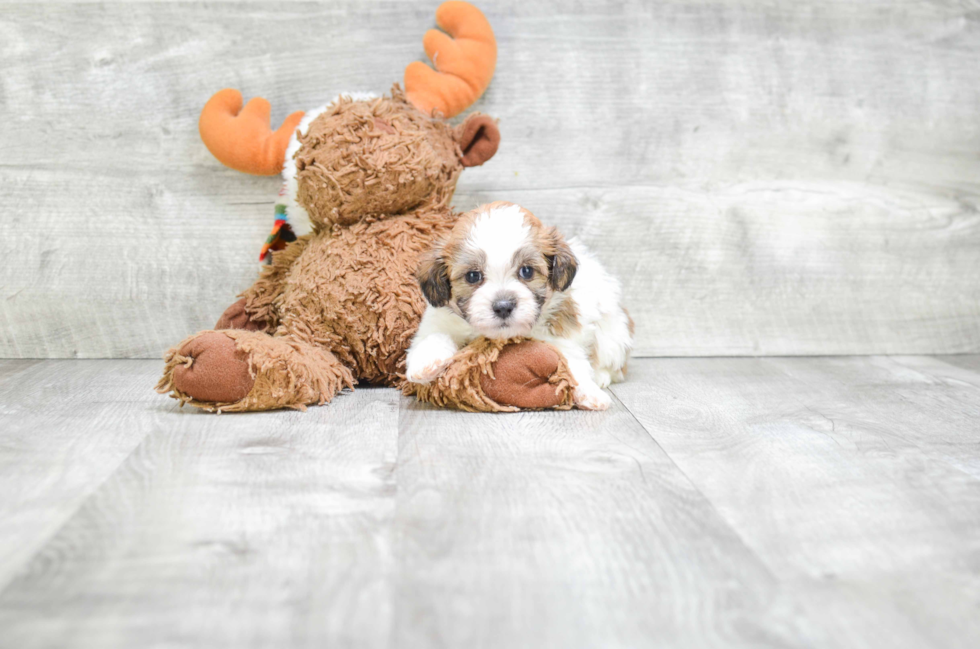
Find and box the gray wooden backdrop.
[2,0,979,359]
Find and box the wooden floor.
[0,356,978,648]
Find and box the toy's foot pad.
[172,332,254,403]
[481,340,564,409]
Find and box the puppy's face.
[418,202,577,338]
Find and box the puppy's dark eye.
[465,270,483,285]
[518,266,535,280]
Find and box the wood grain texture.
[392,394,814,648]
[0,363,399,649]
[1,356,979,646]
[929,353,980,375]
[0,361,155,591]
[1,1,979,357]
[611,356,980,648]
[772,354,980,479]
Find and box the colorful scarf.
[259,203,297,263]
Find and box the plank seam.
[607,386,781,582]
[0,395,169,597]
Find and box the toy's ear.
[545,227,578,291]
[455,114,500,167]
[417,246,452,307]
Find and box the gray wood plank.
[0,359,40,384]
[769,354,980,479]
[2,1,980,358]
[926,353,980,376]
[0,360,156,591]
[611,357,980,648]
[2,356,979,647]
[0,377,399,649]
[390,394,818,649]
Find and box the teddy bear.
[156,1,576,413]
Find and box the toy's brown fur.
[157,88,573,412]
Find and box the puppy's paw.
[573,384,612,411]
[594,368,613,389]
[406,333,458,384]
[407,355,453,384]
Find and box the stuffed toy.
[156,1,575,413]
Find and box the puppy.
[405,201,633,410]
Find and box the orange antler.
[199,89,305,176]
[404,1,497,118]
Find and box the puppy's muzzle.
[492,295,517,320]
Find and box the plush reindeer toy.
[157,1,576,412]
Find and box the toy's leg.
[215,298,269,332]
[405,338,576,412]
[157,330,354,412]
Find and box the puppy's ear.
[417,246,452,307]
[545,227,578,291]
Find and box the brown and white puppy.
[406,201,633,410]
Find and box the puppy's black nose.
[492,298,516,319]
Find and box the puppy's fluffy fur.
[406,201,633,410]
